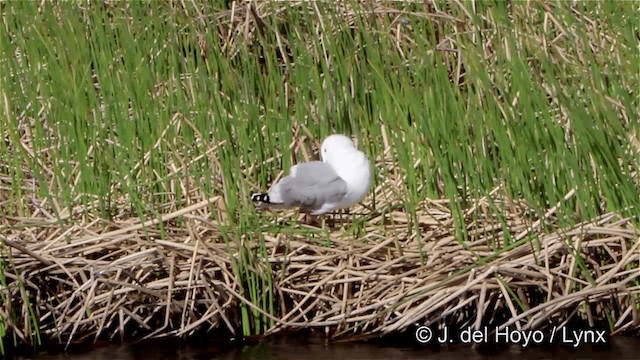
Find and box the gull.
[251,134,371,215]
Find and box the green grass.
[1,0,638,350]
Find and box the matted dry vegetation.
[2,145,640,347]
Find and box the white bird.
[251,134,371,215]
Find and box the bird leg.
[326,209,350,228]
[302,212,324,228]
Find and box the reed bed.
[3,130,640,347]
[1,0,639,352]
[2,174,639,347]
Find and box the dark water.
[12,335,640,360]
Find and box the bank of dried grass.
[2,155,639,347]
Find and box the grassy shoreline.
[1,0,639,353]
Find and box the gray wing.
[276,161,347,211]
